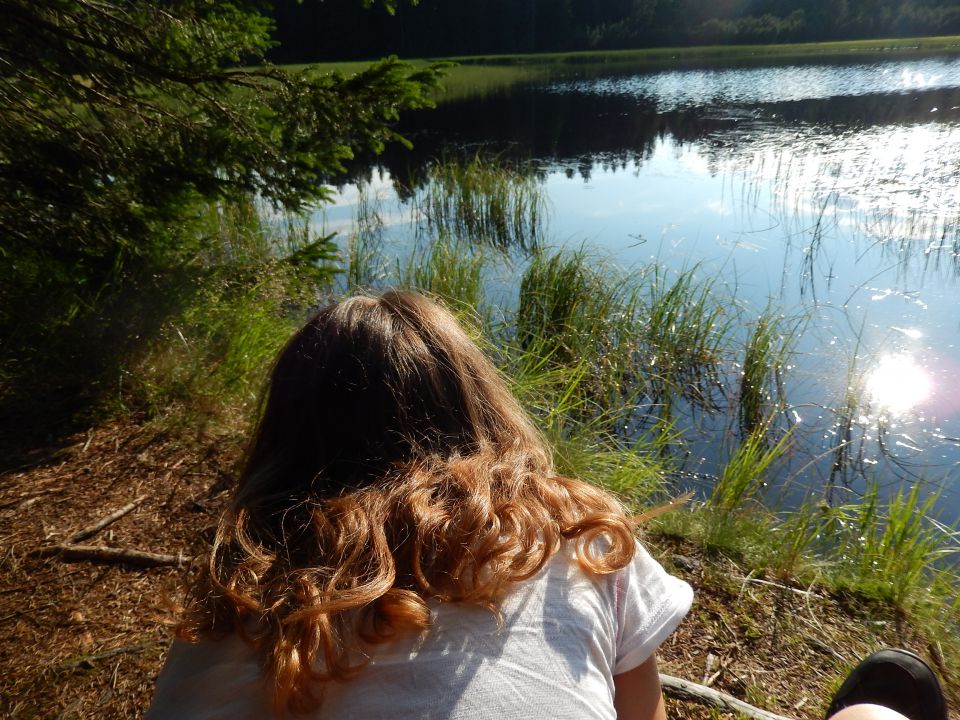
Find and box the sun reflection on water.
[865,352,933,417]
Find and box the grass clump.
[639,264,731,418]
[821,482,956,606]
[418,155,547,252]
[401,234,487,316]
[737,308,800,438]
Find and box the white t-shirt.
[147,540,692,720]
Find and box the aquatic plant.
[418,155,547,251]
[401,234,487,314]
[824,481,954,606]
[343,189,388,292]
[709,422,792,517]
[737,308,799,438]
[639,264,731,417]
[516,247,648,426]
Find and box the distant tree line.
[270,0,960,61]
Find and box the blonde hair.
[178,291,638,715]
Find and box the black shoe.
[825,648,947,720]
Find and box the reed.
[709,423,792,517]
[418,155,547,251]
[515,247,650,430]
[638,264,731,416]
[737,308,799,438]
[825,347,868,501]
[343,189,388,291]
[401,234,487,313]
[825,482,953,605]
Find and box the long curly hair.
[178,290,639,715]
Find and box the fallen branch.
[660,673,794,720]
[68,494,149,543]
[35,544,190,568]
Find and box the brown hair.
[178,290,638,714]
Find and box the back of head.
[181,290,635,715]
[236,290,549,513]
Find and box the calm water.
[317,54,960,517]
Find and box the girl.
[147,290,948,720]
[148,289,692,719]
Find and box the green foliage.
[517,247,613,364]
[0,1,440,328]
[0,0,441,434]
[270,0,960,61]
[401,234,487,313]
[516,247,647,423]
[822,483,955,605]
[639,264,731,417]
[135,196,337,427]
[709,424,792,517]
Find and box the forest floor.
[1,417,956,719]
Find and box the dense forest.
[270,0,960,61]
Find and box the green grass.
[709,423,792,518]
[737,308,801,438]
[287,35,960,101]
[135,196,337,430]
[401,234,487,313]
[639,264,731,420]
[416,155,547,250]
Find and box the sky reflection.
[552,56,960,111]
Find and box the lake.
[315,53,960,520]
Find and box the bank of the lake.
[293,35,960,99]
[4,179,958,715]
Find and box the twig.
[732,575,819,597]
[68,494,148,543]
[803,635,847,662]
[35,544,190,568]
[660,674,795,720]
[58,641,155,670]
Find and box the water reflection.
[325,54,960,516]
[550,56,960,111]
[865,352,933,418]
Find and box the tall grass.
[418,155,547,251]
[401,234,487,313]
[516,247,648,431]
[638,264,731,420]
[710,424,793,517]
[136,196,337,428]
[737,308,799,438]
[343,189,389,292]
[825,482,953,605]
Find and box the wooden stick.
[35,544,190,568]
[660,673,795,720]
[59,642,155,669]
[68,494,149,543]
[732,575,819,597]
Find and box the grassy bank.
[292,35,960,100]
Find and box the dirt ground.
[1,417,955,719]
